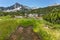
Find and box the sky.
[0,0,60,7]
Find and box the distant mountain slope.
[0,3,60,13]
[31,4,60,14]
[0,3,31,12]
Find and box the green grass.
[33,20,60,40]
[0,19,19,40]
[0,16,60,40]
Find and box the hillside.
[0,3,60,16]
[31,5,60,14]
[0,16,60,40]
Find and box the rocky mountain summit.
[0,3,31,12]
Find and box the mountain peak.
[15,2,20,5]
[12,2,22,8]
[0,3,31,12]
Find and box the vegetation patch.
[0,17,60,40]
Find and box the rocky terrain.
[8,26,41,40]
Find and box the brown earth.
[8,26,41,40]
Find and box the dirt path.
[8,26,41,40]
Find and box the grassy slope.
[33,20,60,40]
[0,18,19,40]
[0,16,60,40]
